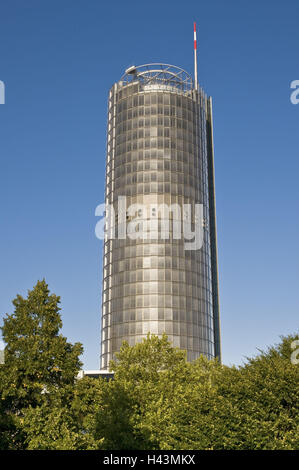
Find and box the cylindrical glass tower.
[100,64,221,369]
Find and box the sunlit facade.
[100,64,221,369]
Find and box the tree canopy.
[0,280,83,448]
[0,281,298,450]
[94,333,299,450]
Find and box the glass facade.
[100,64,221,369]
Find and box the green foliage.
[23,378,104,450]
[1,282,298,450]
[95,334,187,449]
[0,280,83,448]
[212,335,299,449]
[94,333,299,450]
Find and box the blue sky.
[0,0,298,368]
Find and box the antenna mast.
[194,22,198,90]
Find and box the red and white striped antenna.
[194,22,198,90]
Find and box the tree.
[95,333,206,449]
[23,377,105,450]
[1,283,298,451]
[94,333,299,450]
[212,334,299,449]
[0,280,83,449]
